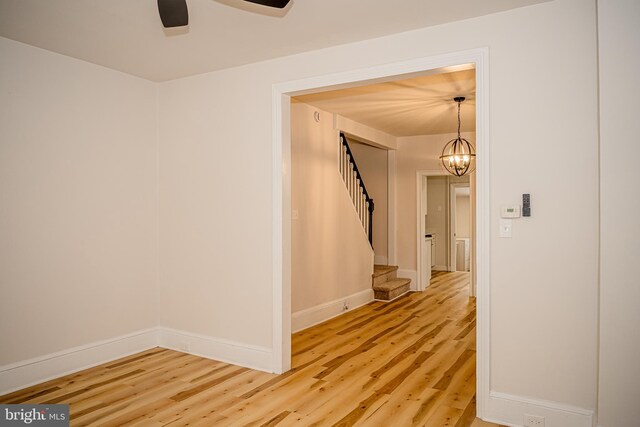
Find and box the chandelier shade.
[439,97,476,177]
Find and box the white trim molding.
[273,48,491,415]
[0,327,276,395]
[0,328,158,395]
[291,289,374,333]
[396,269,418,291]
[474,47,491,421]
[158,327,273,374]
[415,169,447,292]
[334,114,397,150]
[374,290,415,303]
[387,150,397,266]
[485,392,594,427]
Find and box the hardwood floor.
[0,271,502,426]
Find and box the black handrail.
[340,133,375,246]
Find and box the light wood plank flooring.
[0,271,503,426]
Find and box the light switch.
[292,209,299,220]
[499,219,513,238]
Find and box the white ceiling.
[0,0,549,82]
[294,69,476,137]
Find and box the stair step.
[372,265,398,278]
[373,278,411,301]
[373,265,398,286]
[373,278,411,292]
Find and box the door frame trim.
[416,169,447,291]
[272,47,491,418]
[450,181,472,274]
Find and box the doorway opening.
[451,183,472,275]
[272,48,490,419]
[418,173,475,297]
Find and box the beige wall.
[425,176,449,268]
[349,141,388,261]
[290,102,374,313]
[0,38,158,366]
[158,0,598,412]
[396,133,474,271]
[597,1,640,426]
[456,194,471,238]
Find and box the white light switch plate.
[499,219,513,238]
[292,209,299,220]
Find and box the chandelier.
[439,96,476,177]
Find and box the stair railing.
[339,133,374,246]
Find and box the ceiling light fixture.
[439,96,476,177]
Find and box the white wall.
[349,141,388,262]
[0,38,158,366]
[157,0,599,419]
[0,1,608,421]
[290,102,373,314]
[157,69,274,349]
[597,1,640,426]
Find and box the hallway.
[289,271,478,426]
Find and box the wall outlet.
[342,301,349,311]
[524,414,545,427]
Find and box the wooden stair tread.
[372,265,398,278]
[373,278,411,292]
[372,265,410,301]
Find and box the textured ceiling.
[0,0,549,81]
[294,69,476,137]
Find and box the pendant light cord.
[457,100,461,137]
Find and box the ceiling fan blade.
[243,0,290,8]
[157,0,189,28]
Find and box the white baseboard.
[292,288,374,333]
[158,327,272,373]
[432,265,449,271]
[374,290,415,303]
[374,255,388,265]
[485,391,594,427]
[0,327,274,395]
[0,328,159,395]
[396,269,417,291]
